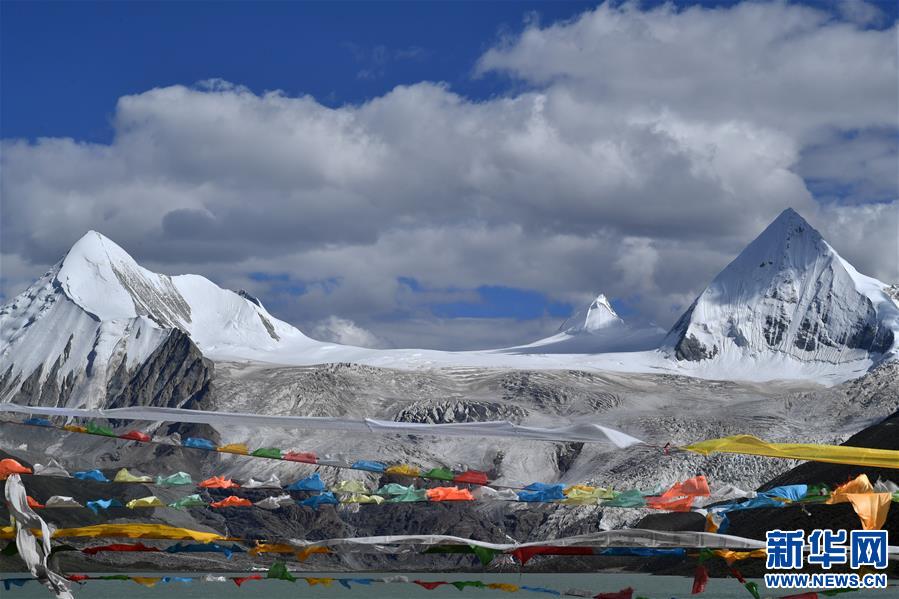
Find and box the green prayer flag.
[697,548,716,564]
[169,494,206,509]
[86,422,116,437]
[602,489,646,507]
[267,562,296,582]
[251,447,282,459]
[423,467,454,481]
[470,545,499,566]
[451,581,486,591]
[98,575,131,581]
[387,489,428,502]
[377,483,414,496]
[156,472,193,486]
[744,581,760,599]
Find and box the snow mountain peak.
[56,230,193,328]
[560,293,623,333]
[1,231,315,407]
[664,207,898,365]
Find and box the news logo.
[764,529,888,591]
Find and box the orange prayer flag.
[199,476,240,489]
[210,496,252,508]
[0,458,32,480]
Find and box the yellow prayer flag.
[684,435,899,469]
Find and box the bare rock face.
[664,209,898,365]
[105,329,214,411]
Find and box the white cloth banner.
[0,403,644,446]
[286,529,768,551]
[3,474,73,599]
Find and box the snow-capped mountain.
[0,231,319,407]
[503,294,665,354]
[562,294,623,333]
[663,208,898,367]
[2,208,898,410]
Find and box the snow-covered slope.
[503,294,665,354]
[662,208,898,368]
[0,231,320,406]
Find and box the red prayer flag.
[511,546,593,565]
[729,567,746,584]
[663,475,711,498]
[233,575,263,586]
[595,587,634,599]
[83,543,161,556]
[646,494,695,512]
[284,451,317,464]
[26,496,45,509]
[119,430,151,442]
[452,470,488,485]
[67,575,90,582]
[692,565,709,594]
[781,594,818,599]
[414,580,448,590]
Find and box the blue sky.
[1,1,896,349]
[6,0,891,142]
[2,1,598,141]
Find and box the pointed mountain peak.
[54,231,191,325]
[560,293,624,333]
[60,230,140,273]
[664,207,897,363]
[758,207,822,243]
